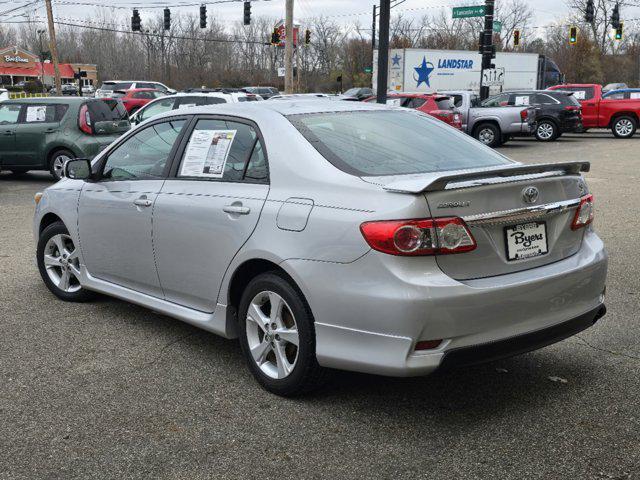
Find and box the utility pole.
[284,0,294,94]
[376,0,390,104]
[372,4,377,50]
[45,0,61,95]
[479,0,495,101]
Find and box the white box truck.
[372,48,562,94]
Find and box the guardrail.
[8,92,50,99]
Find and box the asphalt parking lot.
[1,132,639,479]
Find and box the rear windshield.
[290,110,510,177]
[87,100,128,121]
[100,82,132,91]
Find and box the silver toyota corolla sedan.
[33,100,608,396]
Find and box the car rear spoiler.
[381,161,590,193]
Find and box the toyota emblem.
[522,186,539,204]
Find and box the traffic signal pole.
[376,0,391,104]
[479,0,495,101]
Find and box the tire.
[474,123,502,148]
[48,149,75,180]
[612,116,637,139]
[535,120,559,142]
[37,221,95,302]
[237,272,328,396]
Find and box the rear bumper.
[283,229,607,377]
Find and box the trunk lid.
[371,162,590,280]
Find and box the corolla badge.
[522,186,540,204]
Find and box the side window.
[102,119,186,181]
[140,97,176,121]
[569,88,594,100]
[452,95,464,108]
[407,98,426,109]
[177,118,266,183]
[532,94,557,105]
[511,95,530,106]
[0,104,22,124]
[244,141,268,182]
[136,82,154,89]
[482,93,509,107]
[22,104,59,123]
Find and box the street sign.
[452,6,485,19]
[482,67,505,87]
[277,67,286,77]
[364,66,373,74]
[493,21,502,33]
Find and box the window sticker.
[572,90,586,100]
[630,92,640,99]
[386,98,402,107]
[514,96,530,106]
[25,105,47,122]
[179,129,237,178]
[177,103,197,109]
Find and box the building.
[0,46,98,88]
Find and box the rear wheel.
[37,221,94,302]
[535,120,559,142]
[612,116,637,139]
[48,149,75,180]
[238,272,328,396]
[474,123,502,148]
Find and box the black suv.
[483,90,582,142]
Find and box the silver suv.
[34,101,607,396]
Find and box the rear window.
[87,100,128,121]
[100,82,132,91]
[290,110,510,177]
[435,98,452,110]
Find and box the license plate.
[504,222,548,261]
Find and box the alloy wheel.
[245,290,299,380]
[479,128,495,145]
[615,119,633,137]
[537,122,555,140]
[52,154,72,179]
[43,234,81,293]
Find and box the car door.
[14,103,68,167]
[0,103,22,166]
[568,87,597,127]
[153,116,270,312]
[77,117,189,297]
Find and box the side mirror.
[64,158,92,180]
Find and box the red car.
[366,93,463,130]
[112,88,166,114]
[548,83,640,138]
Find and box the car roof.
[604,88,640,93]
[3,97,100,104]
[125,88,162,92]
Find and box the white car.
[130,91,257,125]
[95,80,176,98]
[0,88,9,102]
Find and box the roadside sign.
[277,67,285,77]
[452,6,485,18]
[482,67,505,87]
[493,21,502,33]
[364,66,373,74]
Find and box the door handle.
[223,204,251,215]
[2,130,13,136]
[44,128,58,133]
[133,196,153,208]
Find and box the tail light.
[564,105,580,111]
[453,113,461,123]
[571,194,594,230]
[520,109,529,121]
[415,340,443,351]
[360,217,476,256]
[78,104,93,135]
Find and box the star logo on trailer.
[391,54,402,66]
[414,57,435,88]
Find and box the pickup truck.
[442,90,537,148]
[548,83,640,138]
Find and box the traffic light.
[513,30,521,47]
[243,1,251,26]
[163,8,171,30]
[585,0,595,23]
[569,26,578,45]
[131,9,141,32]
[305,29,311,45]
[271,28,281,45]
[615,23,623,40]
[611,2,620,29]
[200,5,207,29]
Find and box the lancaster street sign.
[452,6,486,18]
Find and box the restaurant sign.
[4,54,29,63]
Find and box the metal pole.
[480,0,495,101]
[372,4,377,51]
[45,0,61,95]
[284,0,294,94]
[376,0,390,104]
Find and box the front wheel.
[37,221,94,302]
[238,272,328,396]
[535,120,559,142]
[49,149,75,180]
[474,123,502,148]
[612,116,637,139]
